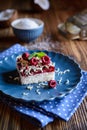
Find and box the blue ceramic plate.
[0,51,82,102]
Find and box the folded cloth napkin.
[0,44,87,127]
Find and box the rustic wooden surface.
[0,0,87,130]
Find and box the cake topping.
[30,57,38,65]
[49,66,55,72]
[22,52,29,60]
[48,80,56,88]
[41,55,50,65]
[17,51,55,77]
[16,51,55,85]
[28,51,46,60]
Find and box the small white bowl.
[11,18,44,42]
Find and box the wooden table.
[0,0,87,130]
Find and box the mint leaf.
[28,52,46,60]
[28,52,36,60]
[35,52,46,58]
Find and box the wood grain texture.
[0,0,87,130]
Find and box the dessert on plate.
[16,51,55,85]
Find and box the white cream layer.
[19,72,55,84]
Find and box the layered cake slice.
[16,51,55,85]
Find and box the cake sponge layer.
[19,72,55,84]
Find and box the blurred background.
[0,0,87,12]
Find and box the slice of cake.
[16,51,55,85]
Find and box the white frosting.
[14,19,39,29]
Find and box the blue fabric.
[0,44,87,127]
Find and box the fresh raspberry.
[49,66,55,72]
[41,55,50,65]
[48,80,56,88]
[22,52,29,60]
[30,57,38,66]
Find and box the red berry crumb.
[42,66,48,72]
[22,52,29,60]
[42,55,50,65]
[48,80,56,88]
[17,57,22,62]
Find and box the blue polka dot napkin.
[0,44,87,127]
